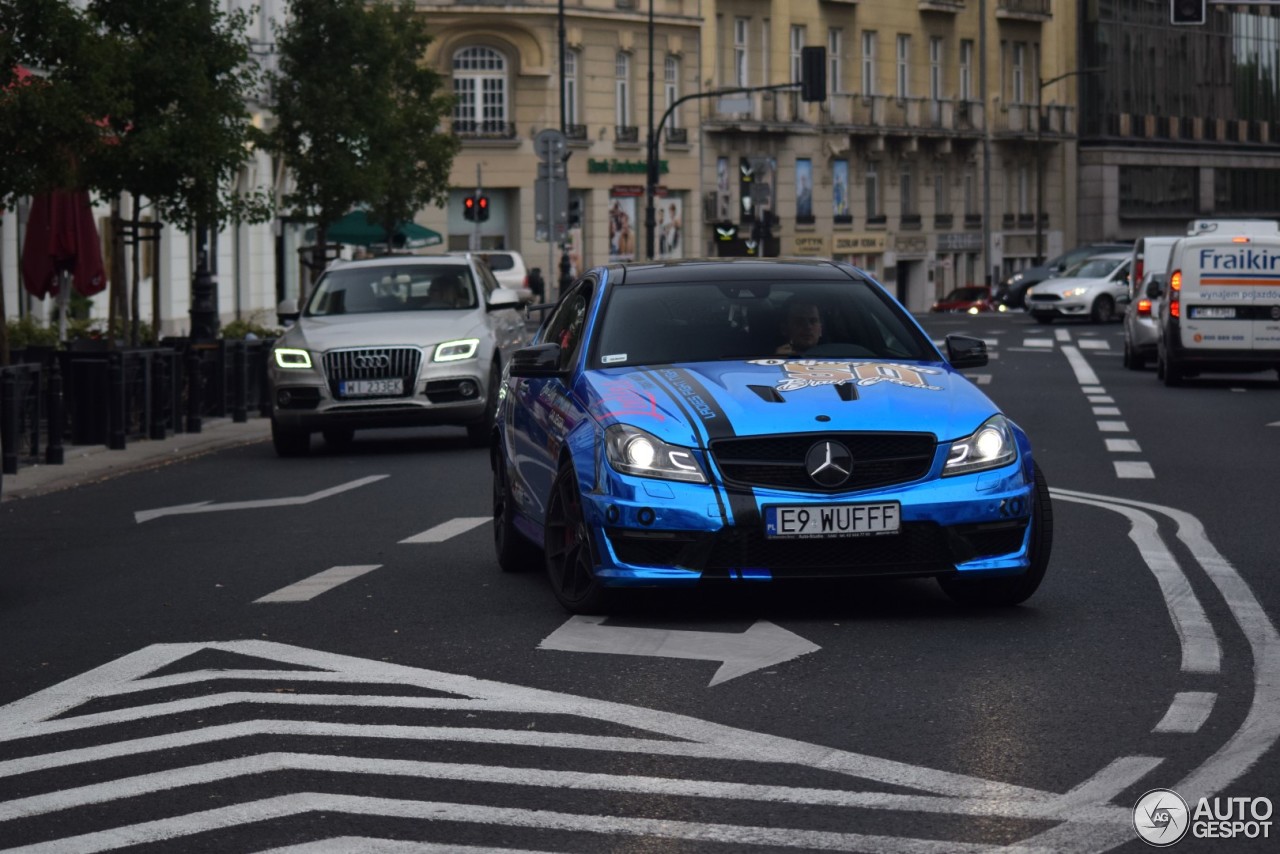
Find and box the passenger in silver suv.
[268,254,529,455]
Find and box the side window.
[474,260,498,296]
[542,281,594,371]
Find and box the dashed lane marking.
[255,566,382,604]
[1087,395,1114,404]
[400,517,489,544]
[1078,340,1110,350]
[1092,406,1121,417]
[1105,439,1141,453]
[1097,421,1129,433]
[1114,461,1155,479]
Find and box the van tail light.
[1169,270,1181,319]
[1137,299,1151,317]
[1134,259,1144,283]
[523,274,530,288]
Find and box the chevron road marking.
[133,475,389,523]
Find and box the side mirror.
[1145,275,1165,299]
[944,334,988,369]
[486,287,522,312]
[277,299,300,325]
[509,343,564,377]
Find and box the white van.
[1187,218,1279,237]
[1155,233,1280,386]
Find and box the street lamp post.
[1035,67,1104,264]
[644,0,656,260]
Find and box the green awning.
[306,210,442,248]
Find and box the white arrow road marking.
[254,566,382,603]
[1154,692,1218,734]
[538,616,821,686]
[399,517,489,544]
[133,475,389,523]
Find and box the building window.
[1018,164,1030,214]
[896,35,910,99]
[959,40,973,102]
[935,169,950,218]
[616,51,631,128]
[790,25,805,83]
[1121,166,1200,216]
[1012,42,1026,104]
[665,55,680,129]
[929,37,943,102]
[964,170,976,215]
[734,18,749,87]
[861,31,877,97]
[828,29,842,95]
[866,161,880,220]
[453,46,508,134]
[563,50,579,128]
[900,163,916,217]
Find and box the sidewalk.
[0,417,272,502]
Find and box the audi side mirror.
[277,299,300,326]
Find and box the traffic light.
[1171,0,1205,25]
[568,196,584,229]
[463,195,476,221]
[801,46,827,103]
[476,194,490,222]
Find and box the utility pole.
[644,0,656,260]
[979,0,993,288]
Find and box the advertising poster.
[796,158,813,220]
[716,157,733,219]
[608,195,637,263]
[833,159,850,219]
[656,196,684,260]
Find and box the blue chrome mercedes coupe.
[491,260,1051,613]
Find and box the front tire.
[1090,295,1114,324]
[467,360,501,448]
[938,462,1052,607]
[271,419,310,457]
[544,463,611,614]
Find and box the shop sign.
[833,233,886,253]
[589,159,670,175]
[936,232,983,252]
[791,235,827,255]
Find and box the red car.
[930,286,995,313]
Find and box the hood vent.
[834,383,858,401]
[748,384,785,403]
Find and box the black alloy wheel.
[544,463,611,613]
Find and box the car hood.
[580,359,998,445]
[1030,275,1113,296]
[278,311,484,352]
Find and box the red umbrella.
[21,189,107,299]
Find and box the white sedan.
[1024,252,1132,324]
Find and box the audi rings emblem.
[805,441,854,488]
[354,354,390,370]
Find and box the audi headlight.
[605,424,706,483]
[434,338,480,362]
[944,415,1017,476]
[274,348,312,369]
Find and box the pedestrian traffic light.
[476,194,490,222]
[568,197,584,229]
[463,195,476,221]
[801,46,827,103]
[1170,0,1205,25]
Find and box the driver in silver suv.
[267,254,529,455]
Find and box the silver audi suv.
[267,254,529,455]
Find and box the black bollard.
[232,341,248,423]
[107,352,126,450]
[150,351,168,440]
[185,347,203,433]
[46,361,65,465]
[1,370,17,475]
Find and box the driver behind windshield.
[776,299,824,355]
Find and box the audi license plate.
[339,378,403,398]
[1190,306,1236,319]
[765,503,901,539]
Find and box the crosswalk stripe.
[400,517,489,544]
[1078,339,1110,350]
[1022,338,1054,348]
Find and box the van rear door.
[1181,238,1280,351]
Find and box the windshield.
[305,265,477,315]
[592,277,935,367]
[943,287,988,302]
[480,253,515,272]
[1061,257,1123,280]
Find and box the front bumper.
[580,458,1035,586]
[1028,298,1088,318]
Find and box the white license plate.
[765,503,901,539]
[1191,306,1236,319]
[339,378,404,397]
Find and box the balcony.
[901,213,923,230]
[565,123,588,142]
[452,119,517,140]
[919,0,964,12]
[964,213,982,229]
[993,103,1074,137]
[934,213,954,229]
[666,126,688,144]
[997,0,1051,22]
[825,95,985,138]
[615,125,639,144]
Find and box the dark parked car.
[996,243,1131,308]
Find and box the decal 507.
[748,360,944,393]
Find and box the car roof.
[329,254,472,271]
[607,258,857,285]
[1078,251,1130,261]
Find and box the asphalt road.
[1,311,1276,853]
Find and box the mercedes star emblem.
[805,441,853,488]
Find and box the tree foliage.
[86,0,271,230]
[268,0,458,243]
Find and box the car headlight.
[1061,286,1090,298]
[274,348,312,369]
[604,424,706,483]
[1007,272,1024,286]
[944,415,1017,476]
[434,338,480,361]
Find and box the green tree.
[269,0,458,285]
[87,0,272,339]
[0,0,124,363]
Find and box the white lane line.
[1061,346,1100,385]
[261,841,557,854]
[1231,388,1246,392]
[1114,461,1155,479]
[1022,338,1055,348]
[134,475,390,524]
[1087,395,1115,404]
[1050,492,1221,674]
[1092,406,1121,416]
[400,517,489,544]
[1097,420,1129,432]
[971,373,993,385]
[1052,756,1165,814]
[254,566,382,604]
[0,751,1133,826]
[1105,439,1142,453]
[1154,692,1218,734]
[982,338,1000,347]
[1078,339,1110,350]
[1082,385,1105,394]
[1055,328,1072,342]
